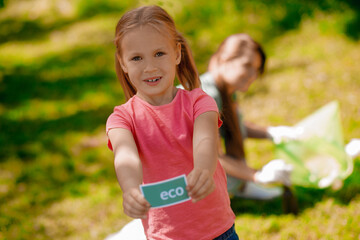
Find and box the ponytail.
[114,53,136,100]
[176,33,200,90]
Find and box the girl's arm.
[187,111,218,202]
[108,128,150,219]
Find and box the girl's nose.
[144,60,157,73]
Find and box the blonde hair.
[114,5,200,100]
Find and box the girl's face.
[119,25,181,105]
[217,39,262,93]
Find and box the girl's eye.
[131,56,141,61]
[155,52,165,57]
[243,62,252,68]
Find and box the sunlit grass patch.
[32,183,126,240]
[234,196,360,239]
[3,91,113,121]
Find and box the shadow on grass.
[0,45,120,160]
[343,0,360,40]
[231,196,284,216]
[231,160,360,216]
[230,0,360,41]
[0,47,115,107]
[0,105,114,160]
[0,19,74,44]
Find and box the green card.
[140,174,191,208]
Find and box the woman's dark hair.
[212,34,266,159]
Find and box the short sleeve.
[106,106,132,150]
[192,88,223,128]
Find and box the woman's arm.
[186,111,218,202]
[246,121,305,143]
[244,121,270,139]
[217,133,292,186]
[217,151,257,182]
[108,128,150,218]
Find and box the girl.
[107,5,238,240]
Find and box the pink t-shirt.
[106,88,235,240]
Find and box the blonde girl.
[106,5,238,240]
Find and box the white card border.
[140,174,191,208]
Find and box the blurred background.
[0,0,359,239]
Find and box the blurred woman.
[200,33,297,199]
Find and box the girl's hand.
[122,187,151,219]
[186,168,215,203]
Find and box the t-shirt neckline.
[133,88,182,109]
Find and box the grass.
[0,0,359,239]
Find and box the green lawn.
[0,0,359,239]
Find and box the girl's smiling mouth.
[144,77,162,84]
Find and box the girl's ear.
[116,53,128,73]
[175,42,181,65]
